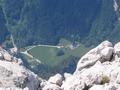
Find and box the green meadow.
[20,39,92,79]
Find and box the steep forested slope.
[0,0,101,47]
[0,0,120,47]
[0,5,9,44]
[84,0,119,46]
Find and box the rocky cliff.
[42,41,120,90]
[0,47,41,90]
[1,40,120,90]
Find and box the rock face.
[76,40,114,72]
[42,41,120,90]
[114,42,120,57]
[48,74,63,86]
[0,60,40,90]
[59,41,120,90]
[0,48,41,90]
[43,74,63,90]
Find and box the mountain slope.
[1,0,120,47]
[84,0,119,46]
[0,0,101,47]
[0,6,9,44]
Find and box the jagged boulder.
[76,41,113,72]
[42,84,61,90]
[40,79,47,89]
[64,73,72,80]
[43,74,63,90]
[97,40,113,48]
[3,52,12,61]
[0,60,40,90]
[75,54,101,71]
[0,49,12,62]
[62,61,106,90]
[48,74,63,86]
[114,42,120,57]
[0,48,43,90]
[61,75,86,90]
[0,52,3,60]
[100,47,113,62]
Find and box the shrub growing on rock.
[100,75,110,85]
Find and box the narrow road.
[21,51,33,58]
[26,45,64,52]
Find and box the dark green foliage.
[2,0,24,25]
[0,0,101,47]
[1,0,120,47]
[0,6,9,44]
[0,0,120,47]
[83,0,118,46]
[56,50,64,56]
[60,55,79,74]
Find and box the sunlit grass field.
[20,39,92,79]
[28,44,91,67]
